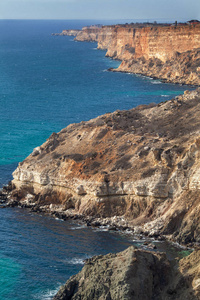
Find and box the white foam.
[62,254,93,265]
[151,80,161,84]
[67,258,85,265]
[70,224,86,230]
[161,95,169,97]
[34,285,60,300]
[93,225,109,232]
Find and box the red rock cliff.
[97,24,200,62]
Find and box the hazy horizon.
[0,0,199,21]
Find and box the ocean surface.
[0,20,193,299]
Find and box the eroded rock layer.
[53,246,200,300]
[6,88,200,246]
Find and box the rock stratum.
[60,22,200,85]
[53,246,200,300]
[4,88,200,247]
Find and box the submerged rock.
[53,247,200,300]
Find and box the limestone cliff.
[53,246,200,300]
[6,88,200,246]
[99,24,200,62]
[105,23,200,85]
[60,23,200,85]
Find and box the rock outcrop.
[5,88,200,246]
[59,22,200,85]
[53,246,200,300]
[52,30,81,36]
[75,26,101,42]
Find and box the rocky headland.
[2,88,200,248]
[59,22,200,85]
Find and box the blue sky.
[0,0,199,21]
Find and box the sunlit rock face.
[9,89,200,245]
[63,23,200,85]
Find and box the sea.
[0,20,193,299]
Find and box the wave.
[70,224,86,230]
[151,80,161,84]
[93,225,109,232]
[34,286,60,300]
[67,258,86,265]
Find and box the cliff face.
[98,26,136,61]
[6,88,200,246]
[53,246,200,300]
[61,23,200,85]
[97,24,200,61]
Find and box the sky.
[0,0,199,21]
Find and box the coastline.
[3,20,200,299]
[54,22,200,86]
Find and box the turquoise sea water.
[0,20,193,299]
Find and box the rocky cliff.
[4,88,200,247]
[60,23,200,85]
[53,246,200,300]
[98,24,200,62]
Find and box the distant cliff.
[60,23,200,85]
